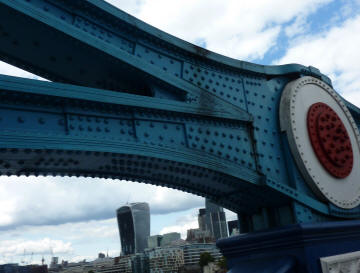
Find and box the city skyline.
[0,177,237,264]
[1,0,360,265]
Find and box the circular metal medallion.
[307,102,353,178]
[280,76,360,209]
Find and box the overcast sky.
[1,0,360,265]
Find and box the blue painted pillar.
[217,220,360,272]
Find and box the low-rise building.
[147,235,163,249]
[91,257,114,269]
[131,253,149,273]
[147,233,181,249]
[96,256,132,273]
[0,264,48,273]
[183,243,221,267]
[92,254,148,273]
[186,228,213,243]
[161,233,181,247]
[147,247,184,273]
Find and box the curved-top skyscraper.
[116,202,150,255]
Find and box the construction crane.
[20,249,26,265]
[29,252,33,265]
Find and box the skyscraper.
[198,208,207,231]
[205,199,228,240]
[117,202,150,255]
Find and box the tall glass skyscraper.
[198,208,207,231]
[116,202,150,255]
[205,199,228,240]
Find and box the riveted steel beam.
[0,74,286,214]
[1,0,360,231]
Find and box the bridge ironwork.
[1,2,360,271]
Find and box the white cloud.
[106,0,332,60]
[0,218,121,264]
[104,0,144,15]
[0,61,44,81]
[224,209,238,222]
[7,218,119,242]
[159,209,200,239]
[0,176,203,229]
[276,15,360,106]
[285,16,309,38]
[0,199,16,226]
[0,238,73,261]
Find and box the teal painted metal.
[217,220,360,273]
[0,0,359,231]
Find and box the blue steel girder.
[0,0,360,230]
[0,74,286,214]
[0,0,331,93]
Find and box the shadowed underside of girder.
[1,0,360,231]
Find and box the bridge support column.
[217,220,360,273]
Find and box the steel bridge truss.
[0,0,360,231]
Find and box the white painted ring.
[279,76,360,209]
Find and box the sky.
[1,0,360,265]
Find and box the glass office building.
[117,202,150,255]
[198,208,207,231]
[205,199,228,240]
